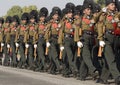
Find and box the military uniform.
[45,7,62,74]
[27,10,38,70]
[0,17,4,52]
[35,7,48,71]
[78,3,99,80]
[97,0,120,84]
[2,16,11,66]
[16,13,29,68]
[58,8,78,77]
[9,15,20,67]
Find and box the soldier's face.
[53,14,59,20]
[6,23,9,26]
[30,18,35,23]
[83,8,91,15]
[108,3,116,11]
[40,16,45,21]
[12,22,16,26]
[22,20,27,24]
[67,12,73,18]
[74,15,80,19]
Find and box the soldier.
[58,3,78,77]
[10,15,20,67]
[114,0,120,72]
[0,17,4,52]
[97,0,120,84]
[27,10,38,70]
[2,16,12,66]
[0,17,4,64]
[45,7,62,74]
[77,1,99,80]
[34,7,48,72]
[16,13,29,68]
[72,5,83,79]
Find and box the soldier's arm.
[15,26,20,43]
[73,19,81,42]
[44,23,51,42]
[33,24,38,44]
[6,27,10,44]
[97,13,106,41]
[24,26,29,43]
[58,21,64,46]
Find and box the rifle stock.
[34,48,37,61]
[0,46,2,52]
[16,47,19,53]
[77,47,81,57]
[98,46,103,57]
[59,50,63,60]
[45,47,48,55]
[25,47,28,57]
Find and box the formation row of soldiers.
[0,0,120,84]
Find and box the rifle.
[45,47,48,55]
[16,46,19,53]
[77,47,81,57]
[77,28,82,57]
[98,46,103,57]
[59,50,63,60]
[0,46,2,52]
[25,47,28,59]
[34,47,37,61]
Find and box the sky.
[0,0,84,17]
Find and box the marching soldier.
[27,10,38,70]
[16,13,29,68]
[0,17,4,65]
[45,7,62,74]
[58,3,78,77]
[77,1,99,80]
[97,0,120,84]
[2,16,12,66]
[35,7,48,72]
[0,17,4,52]
[114,0,120,72]
[10,15,20,67]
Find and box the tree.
[94,0,105,7]
[6,5,22,17]
[22,5,37,13]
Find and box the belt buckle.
[65,34,69,38]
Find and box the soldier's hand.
[77,41,83,48]
[60,46,64,51]
[7,44,10,48]
[15,43,19,47]
[99,41,105,47]
[46,42,50,47]
[34,44,37,48]
[1,43,4,47]
[115,18,119,22]
[25,43,29,48]
[102,7,107,13]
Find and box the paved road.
[0,66,115,85]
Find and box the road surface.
[0,65,115,85]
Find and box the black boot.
[115,76,120,85]
[96,78,109,84]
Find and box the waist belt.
[19,35,24,38]
[83,30,94,35]
[105,29,114,35]
[29,36,33,39]
[65,33,73,38]
[10,34,15,37]
[51,34,58,38]
[39,34,44,38]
